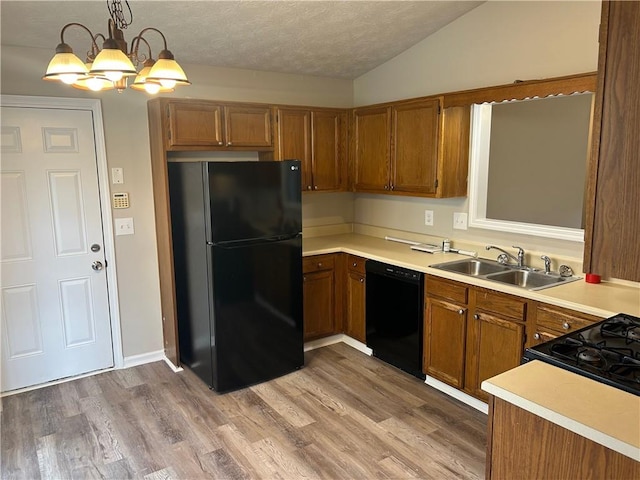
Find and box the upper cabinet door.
[224,105,272,147]
[391,98,440,195]
[583,1,640,281]
[311,110,345,192]
[167,102,224,147]
[276,108,312,190]
[352,106,392,192]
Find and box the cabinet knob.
[352,262,357,267]
[227,142,232,146]
[562,322,570,330]
[384,185,389,190]
[218,141,223,145]
[317,262,322,267]
[474,314,480,320]
[458,309,464,315]
[534,333,541,340]
[314,186,318,190]
[307,185,312,190]
[303,276,306,282]
[360,278,364,283]
[390,184,395,191]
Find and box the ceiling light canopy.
[43,0,190,94]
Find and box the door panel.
[1,106,113,392]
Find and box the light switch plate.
[453,212,468,230]
[114,217,134,236]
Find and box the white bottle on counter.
[443,238,451,252]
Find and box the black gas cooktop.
[523,313,640,396]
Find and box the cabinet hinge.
[438,105,441,115]
[434,179,439,189]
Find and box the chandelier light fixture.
[43,0,190,94]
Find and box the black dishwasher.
[366,260,425,380]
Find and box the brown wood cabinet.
[164,100,272,150]
[274,107,346,192]
[344,255,366,343]
[584,1,640,281]
[424,276,468,388]
[391,99,440,195]
[486,396,640,480]
[351,97,469,198]
[528,302,601,347]
[351,106,391,192]
[424,276,527,401]
[303,254,339,341]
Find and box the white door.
[1,105,114,392]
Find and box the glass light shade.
[72,64,114,92]
[90,47,137,81]
[43,52,89,82]
[146,58,190,87]
[130,62,174,94]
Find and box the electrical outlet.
[453,212,468,230]
[424,210,434,226]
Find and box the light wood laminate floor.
[1,343,487,479]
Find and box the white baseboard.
[304,334,344,351]
[122,350,165,369]
[304,334,372,356]
[424,375,488,414]
[163,356,184,373]
[339,335,373,355]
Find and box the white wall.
[1,45,353,358]
[352,1,601,265]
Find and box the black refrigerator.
[168,160,304,393]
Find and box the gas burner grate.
[601,314,640,345]
[608,358,640,385]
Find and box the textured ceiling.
[1,1,482,79]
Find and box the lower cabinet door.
[424,298,467,388]
[466,311,525,401]
[303,269,335,340]
[345,271,366,343]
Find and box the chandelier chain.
[107,0,133,30]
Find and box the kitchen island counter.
[303,232,640,318]
[481,360,640,472]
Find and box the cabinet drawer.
[536,304,600,334]
[475,289,526,321]
[426,276,468,304]
[303,254,335,273]
[347,255,367,275]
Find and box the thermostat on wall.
[112,192,130,209]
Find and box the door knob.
[91,261,104,271]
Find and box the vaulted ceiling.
[1,1,483,79]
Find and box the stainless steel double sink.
[430,258,580,291]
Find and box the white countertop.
[303,233,640,318]
[481,361,640,461]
